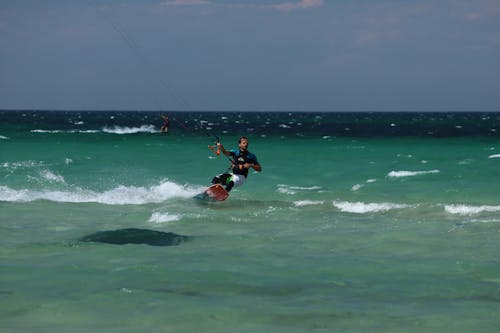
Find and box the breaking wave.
[388,170,440,178]
[444,204,500,215]
[102,125,157,134]
[30,125,157,135]
[293,200,325,207]
[148,212,182,223]
[277,184,322,195]
[332,201,413,214]
[0,181,199,205]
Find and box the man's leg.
[225,180,234,192]
[212,173,230,185]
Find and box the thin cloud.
[226,0,323,12]
[270,0,324,11]
[161,0,211,6]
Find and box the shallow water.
[1,111,500,332]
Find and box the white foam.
[468,218,500,224]
[78,130,100,133]
[31,129,99,134]
[0,135,9,140]
[102,125,157,134]
[0,181,199,205]
[31,126,156,134]
[40,170,65,183]
[333,201,412,214]
[2,160,45,170]
[351,184,363,191]
[488,154,500,159]
[277,184,321,195]
[148,212,182,223]
[445,204,500,215]
[388,169,440,178]
[293,200,324,207]
[31,129,64,133]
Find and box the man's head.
[238,136,249,151]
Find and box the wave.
[332,201,413,214]
[0,135,9,140]
[351,184,363,191]
[332,201,500,216]
[277,184,322,195]
[444,204,500,215]
[293,200,325,207]
[468,218,500,224]
[31,129,99,134]
[488,154,500,159]
[102,125,157,134]
[0,181,199,205]
[291,199,500,217]
[1,160,46,170]
[30,125,157,135]
[388,170,440,178]
[148,212,182,223]
[39,170,65,183]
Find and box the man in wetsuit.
[211,136,262,192]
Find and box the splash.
[30,125,157,134]
[102,125,157,134]
[0,181,199,205]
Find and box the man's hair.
[239,136,248,144]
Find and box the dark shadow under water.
[79,228,189,246]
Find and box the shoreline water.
[1,111,500,332]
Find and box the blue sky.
[1,0,499,111]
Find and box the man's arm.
[217,142,231,157]
[243,157,261,172]
[246,162,262,172]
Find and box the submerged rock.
[80,228,189,246]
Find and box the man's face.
[239,138,248,151]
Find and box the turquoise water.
[1,111,500,332]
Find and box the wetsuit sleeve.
[229,150,237,160]
[249,153,259,165]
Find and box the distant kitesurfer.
[211,136,262,192]
[160,114,169,133]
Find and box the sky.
[1,0,499,111]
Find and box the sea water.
[1,111,500,332]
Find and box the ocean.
[1,110,500,332]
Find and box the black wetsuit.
[229,149,259,178]
[212,149,259,192]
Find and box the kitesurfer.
[211,136,261,192]
[160,114,170,133]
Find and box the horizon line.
[1,109,500,113]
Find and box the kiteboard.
[194,184,229,201]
